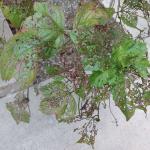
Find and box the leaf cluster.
[0,1,150,147]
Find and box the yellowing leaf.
[18,69,36,89]
[40,80,77,122]
[74,2,114,29]
[6,97,30,124]
[0,31,38,88]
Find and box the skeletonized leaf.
[111,77,135,121]
[121,11,137,28]
[40,79,77,122]
[6,94,30,124]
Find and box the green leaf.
[56,100,67,120]
[121,11,137,28]
[55,34,65,48]
[6,96,30,124]
[75,85,86,99]
[143,91,150,100]
[39,99,53,115]
[50,5,65,30]
[69,31,78,44]
[112,38,148,69]
[23,3,65,55]
[74,2,114,29]
[18,68,37,89]
[134,58,150,78]
[0,31,38,88]
[45,65,62,75]
[90,68,116,87]
[2,6,24,28]
[40,80,77,122]
[1,1,34,28]
[111,77,135,121]
[0,51,16,80]
[57,96,77,123]
[122,104,135,121]
[70,98,77,116]
[90,71,109,87]
[123,0,150,12]
[34,2,49,16]
[25,3,65,31]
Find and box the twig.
[109,94,118,126]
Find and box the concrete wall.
[0,87,150,150]
[0,10,13,41]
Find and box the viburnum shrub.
[0,0,150,147]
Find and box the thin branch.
[109,94,118,126]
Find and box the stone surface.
[0,80,20,98]
[0,10,13,41]
[0,87,150,150]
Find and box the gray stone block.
[0,9,13,41]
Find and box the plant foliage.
[0,0,150,147]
